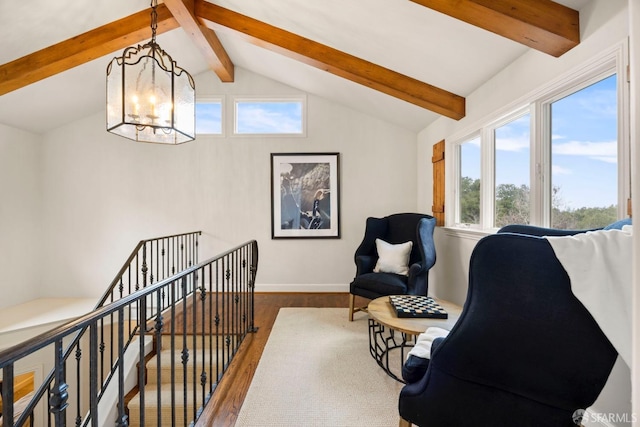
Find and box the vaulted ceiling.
[0,0,589,134]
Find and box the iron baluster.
[135,254,140,292]
[171,237,176,276]
[75,344,82,427]
[180,237,185,273]
[155,292,164,427]
[50,340,69,425]
[149,240,154,285]
[141,242,148,288]
[3,365,15,427]
[181,276,189,426]
[115,308,127,427]
[170,279,177,426]
[89,324,98,427]
[99,319,105,386]
[138,296,146,427]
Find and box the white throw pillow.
[373,238,413,276]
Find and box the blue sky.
[235,101,303,134]
[550,75,617,209]
[195,100,303,135]
[195,101,222,134]
[462,74,617,210]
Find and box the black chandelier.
[106,0,195,144]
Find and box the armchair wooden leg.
[349,295,370,321]
[399,417,411,427]
[349,294,355,321]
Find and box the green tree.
[459,178,617,229]
[552,205,617,229]
[460,176,480,224]
[495,183,530,227]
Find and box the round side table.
[367,296,462,382]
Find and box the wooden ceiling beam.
[196,0,465,120]
[410,0,579,57]
[0,5,179,96]
[163,0,234,82]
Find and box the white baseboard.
[254,283,349,293]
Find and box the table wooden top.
[368,296,462,336]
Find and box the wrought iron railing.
[97,231,203,309]
[0,238,258,427]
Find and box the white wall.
[418,0,631,424]
[34,67,417,300]
[0,124,42,309]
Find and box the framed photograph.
[271,152,340,239]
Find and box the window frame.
[536,68,627,227]
[454,133,482,228]
[232,95,307,137]
[488,108,532,229]
[445,41,630,234]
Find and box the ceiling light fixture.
[106,0,195,144]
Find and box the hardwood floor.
[194,292,368,427]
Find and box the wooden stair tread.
[127,334,217,427]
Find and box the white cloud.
[577,89,617,117]
[496,136,528,152]
[467,137,481,147]
[590,156,618,164]
[552,140,617,163]
[237,103,302,134]
[552,165,572,175]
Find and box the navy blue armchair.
[398,225,619,427]
[349,213,436,321]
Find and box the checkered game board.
[389,295,448,319]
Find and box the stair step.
[127,383,202,427]
[127,334,227,426]
[144,348,222,385]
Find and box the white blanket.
[546,226,633,367]
[407,327,450,360]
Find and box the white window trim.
[535,52,628,224]
[195,96,225,137]
[445,40,629,233]
[231,95,307,137]
[484,107,531,230]
[450,132,481,229]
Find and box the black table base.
[368,318,416,383]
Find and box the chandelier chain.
[150,0,158,44]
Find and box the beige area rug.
[235,308,404,427]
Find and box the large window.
[447,48,628,231]
[549,75,618,229]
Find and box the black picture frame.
[271,152,340,239]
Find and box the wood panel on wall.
[432,140,445,226]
